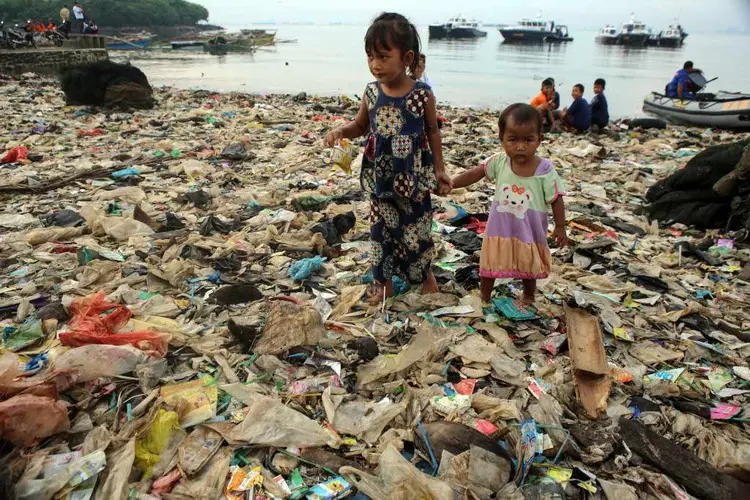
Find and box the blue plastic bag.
[112,167,140,178]
[289,256,326,281]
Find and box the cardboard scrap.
[564,305,611,419]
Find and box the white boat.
[595,25,618,45]
[644,91,750,129]
[644,73,750,129]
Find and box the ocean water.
[133,25,750,118]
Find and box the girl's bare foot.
[480,277,495,303]
[367,281,393,306]
[521,279,537,306]
[421,271,439,295]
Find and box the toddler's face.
[501,117,541,165]
[593,84,604,94]
[413,58,425,79]
[571,86,583,99]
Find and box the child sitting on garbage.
[324,12,452,305]
[451,103,568,304]
[560,83,591,133]
[590,78,609,133]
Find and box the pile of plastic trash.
[0,72,749,499]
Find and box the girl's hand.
[552,226,569,247]
[324,128,344,148]
[436,170,453,196]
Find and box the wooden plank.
[619,417,749,500]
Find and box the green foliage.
[0,0,209,26]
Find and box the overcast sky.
[195,0,750,33]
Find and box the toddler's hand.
[436,170,453,196]
[552,226,569,247]
[324,129,344,148]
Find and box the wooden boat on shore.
[106,35,152,50]
[238,29,276,46]
[169,31,226,50]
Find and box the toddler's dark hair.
[594,78,606,88]
[574,83,585,93]
[498,103,542,136]
[541,77,554,88]
[365,13,421,72]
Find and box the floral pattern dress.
[362,81,437,285]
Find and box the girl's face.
[367,40,414,85]
[501,117,542,165]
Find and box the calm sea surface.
[132,25,750,118]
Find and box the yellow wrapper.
[331,139,355,174]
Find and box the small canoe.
[106,38,149,50]
[643,91,750,129]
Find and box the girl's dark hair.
[365,13,421,72]
[498,103,542,136]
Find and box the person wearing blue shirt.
[560,84,590,133]
[666,61,702,99]
[590,78,609,131]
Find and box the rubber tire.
[631,118,667,130]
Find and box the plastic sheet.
[289,255,326,280]
[59,292,170,357]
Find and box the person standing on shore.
[72,2,84,33]
[450,103,568,304]
[60,5,70,24]
[324,12,452,304]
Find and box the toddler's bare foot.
[421,271,439,295]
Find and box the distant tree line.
[0,0,209,26]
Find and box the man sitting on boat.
[666,61,702,99]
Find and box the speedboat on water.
[499,17,573,43]
[617,15,650,46]
[429,16,487,39]
[595,25,618,45]
[643,74,750,129]
[657,24,688,47]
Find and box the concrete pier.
[0,46,108,76]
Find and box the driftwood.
[0,166,117,194]
[618,417,749,500]
[0,157,162,194]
